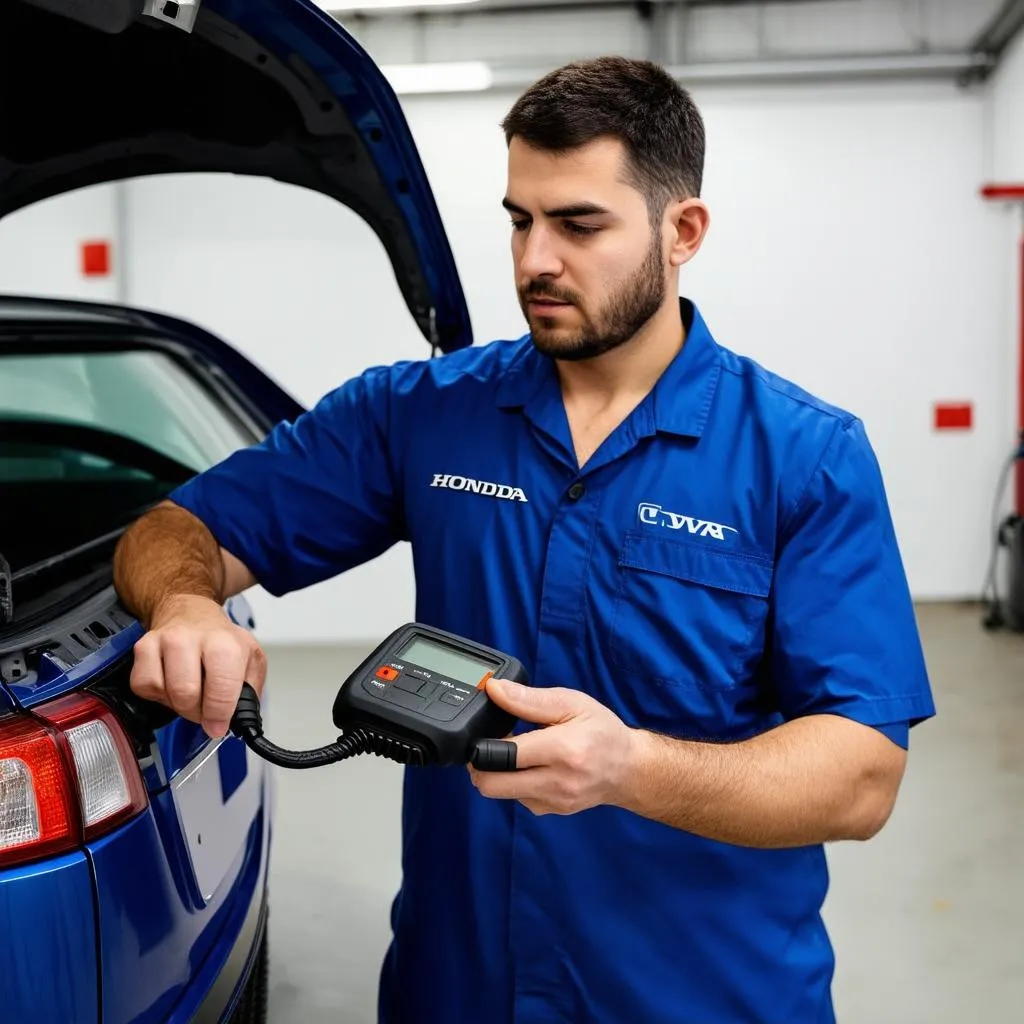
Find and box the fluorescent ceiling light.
[382,61,493,94]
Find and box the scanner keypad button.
[362,677,389,697]
[381,687,427,710]
[422,700,462,721]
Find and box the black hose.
[229,682,427,769]
[236,731,366,770]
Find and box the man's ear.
[666,198,710,267]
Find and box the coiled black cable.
[230,682,427,769]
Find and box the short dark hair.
[500,56,705,218]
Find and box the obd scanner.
[230,623,526,772]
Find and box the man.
[114,56,935,1024]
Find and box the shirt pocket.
[608,530,773,691]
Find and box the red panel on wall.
[81,241,111,277]
[933,402,973,430]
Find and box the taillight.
[0,716,78,865]
[0,693,148,869]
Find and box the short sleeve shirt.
[168,298,935,1024]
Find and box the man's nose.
[518,225,563,280]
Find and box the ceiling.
[308,0,1024,89]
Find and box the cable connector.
[230,682,264,738]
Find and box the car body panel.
[0,850,99,1023]
[89,775,270,1024]
[1,0,473,353]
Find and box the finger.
[519,799,555,817]
[471,766,582,817]
[130,635,166,702]
[201,636,247,739]
[160,630,203,723]
[497,712,589,770]
[469,764,554,802]
[485,678,583,725]
[244,642,268,696]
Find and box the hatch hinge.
[142,0,200,33]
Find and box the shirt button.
[567,482,586,501]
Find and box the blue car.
[0,1,472,1021]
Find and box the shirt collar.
[649,298,722,439]
[495,298,722,440]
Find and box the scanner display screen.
[398,636,496,686]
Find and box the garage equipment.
[230,623,526,772]
[980,183,1024,631]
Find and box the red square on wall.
[933,402,973,430]
[81,241,111,277]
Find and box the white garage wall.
[121,72,1007,644]
[0,183,119,302]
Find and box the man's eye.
[565,223,600,236]
[510,220,529,232]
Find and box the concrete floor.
[261,602,1024,1023]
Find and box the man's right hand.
[130,594,268,739]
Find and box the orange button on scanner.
[376,666,399,681]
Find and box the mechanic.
[113,55,936,1024]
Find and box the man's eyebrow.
[501,197,611,218]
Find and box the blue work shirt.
[169,298,935,1024]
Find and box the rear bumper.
[192,865,269,1024]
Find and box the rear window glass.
[0,350,250,472]
[0,348,253,574]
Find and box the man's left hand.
[467,678,639,815]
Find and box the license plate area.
[171,735,263,906]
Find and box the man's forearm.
[617,714,906,848]
[113,502,226,627]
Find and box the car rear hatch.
[0,0,473,354]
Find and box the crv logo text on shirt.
[638,502,737,540]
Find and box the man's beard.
[520,233,666,362]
